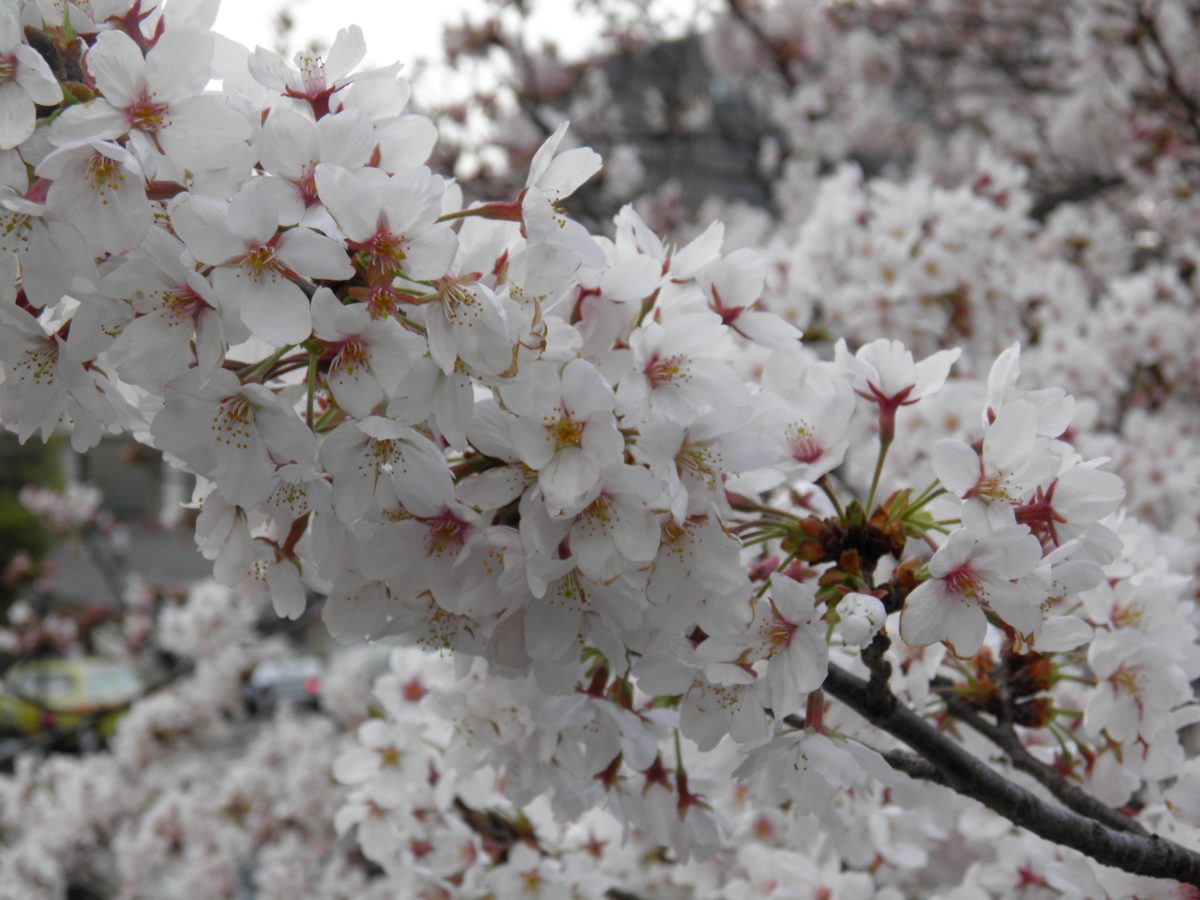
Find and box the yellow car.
[0,657,143,738]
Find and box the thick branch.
[725,0,799,88]
[823,662,1200,886]
[933,677,1148,837]
[1029,174,1124,221]
[1136,1,1200,149]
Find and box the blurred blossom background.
[2,0,1200,897]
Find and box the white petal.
[276,227,353,280]
[899,582,950,647]
[267,560,306,619]
[85,30,145,108]
[932,439,980,497]
[233,272,313,345]
[314,163,382,242]
[14,45,64,105]
[170,195,245,264]
[0,81,34,150]
[145,27,214,101]
[538,146,602,199]
[524,591,581,660]
[159,95,251,170]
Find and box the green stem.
[305,351,319,429]
[314,405,338,431]
[436,207,480,223]
[902,486,948,519]
[241,344,293,382]
[865,435,892,514]
[817,474,846,522]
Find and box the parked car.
[0,657,143,738]
[245,656,323,714]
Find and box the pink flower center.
[545,409,585,450]
[366,285,403,319]
[331,337,369,376]
[583,492,614,523]
[423,510,469,557]
[163,286,208,323]
[1109,664,1146,699]
[767,613,798,650]
[240,245,284,281]
[126,91,170,134]
[295,52,328,96]
[644,353,686,388]
[1014,481,1067,548]
[367,231,408,278]
[15,340,58,385]
[297,164,320,205]
[789,425,824,464]
[679,445,719,490]
[401,678,427,703]
[212,395,254,449]
[84,152,125,197]
[943,562,981,600]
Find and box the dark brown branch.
[823,662,1200,886]
[932,676,1148,837]
[882,748,947,785]
[1136,1,1200,148]
[725,0,799,87]
[1029,174,1124,220]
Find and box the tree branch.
[823,662,1200,886]
[932,676,1149,837]
[725,0,799,88]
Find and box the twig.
[931,676,1148,837]
[823,662,1200,885]
[725,0,798,87]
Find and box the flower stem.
[865,435,892,514]
[305,351,319,429]
[242,345,293,382]
[817,474,845,522]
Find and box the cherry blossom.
[51,27,249,169]
[900,518,1046,657]
[0,5,63,149]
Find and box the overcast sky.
[212,0,605,64]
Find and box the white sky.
[213,0,596,65]
[211,0,707,66]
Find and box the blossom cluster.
[1,0,1199,896]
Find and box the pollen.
[298,164,320,205]
[788,424,824,465]
[679,445,720,491]
[126,91,170,134]
[367,231,408,279]
[296,52,328,94]
[333,338,370,378]
[14,340,58,387]
[1110,664,1147,698]
[163,287,207,325]
[0,210,34,254]
[767,616,797,650]
[241,245,282,281]
[85,153,125,205]
[211,395,255,450]
[644,353,688,388]
[423,510,468,557]
[942,562,982,602]
[545,410,585,449]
